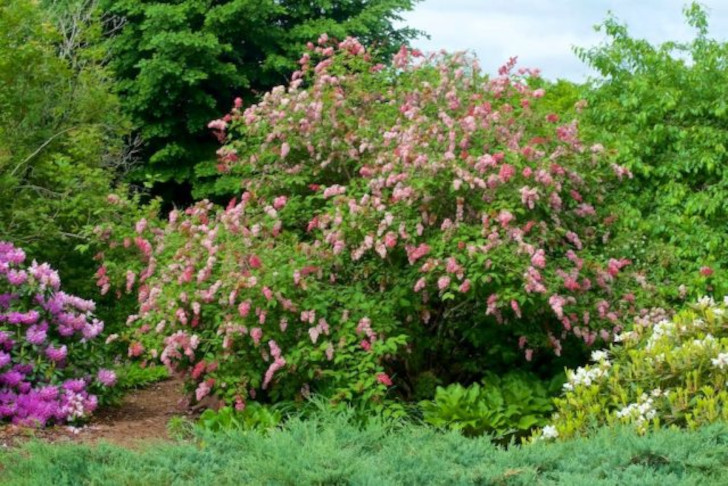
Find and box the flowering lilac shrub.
[203,39,643,359]
[97,37,644,409]
[0,242,115,426]
[96,198,407,409]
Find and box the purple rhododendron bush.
[0,242,116,426]
[95,37,649,410]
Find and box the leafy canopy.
[576,2,728,300]
[0,0,128,294]
[104,0,422,202]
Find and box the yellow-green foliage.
[539,297,728,440]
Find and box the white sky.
[400,0,728,81]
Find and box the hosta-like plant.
[0,242,115,426]
[420,371,557,441]
[538,297,728,440]
[97,37,643,409]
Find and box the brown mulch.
[0,378,191,449]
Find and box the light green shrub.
[539,297,728,440]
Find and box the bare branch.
[10,127,76,178]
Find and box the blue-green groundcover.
[2,414,728,485]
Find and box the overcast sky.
[400,0,728,81]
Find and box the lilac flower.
[57,324,75,337]
[0,351,10,368]
[0,370,24,387]
[28,261,60,291]
[14,391,57,427]
[38,385,59,400]
[0,293,15,309]
[0,243,25,265]
[13,363,33,375]
[23,310,39,324]
[84,394,98,414]
[62,379,86,394]
[0,403,17,418]
[58,292,96,313]
[42,294,64,314]
[7,310,40,325]
[45,344,68,363]
[6,312,24,325]
[82,319,104,340]
[6,269,27,286]
[96,369,117,387]
[26,322,48,345]
[0,242,107,426]
[0,334,13,351]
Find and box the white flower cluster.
[541,425,559,440]
[696,295,716,310]
[691,333,717,349]
[645,319,675,350]
[692,318,707,329]
[563,360,610,391]
[61,392,87,420]
[613,331,638,343]
[712,352,728,370]
[616,394,657,428]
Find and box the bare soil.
[0,378,190,449]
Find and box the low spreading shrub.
[0,242,115,426]
[3,414,728,485]
[539,296,728,440]
[95,37,644,410]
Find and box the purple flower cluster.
[0,377,98,427]
[0,241,114,426]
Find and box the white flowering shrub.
[537,296,728,440]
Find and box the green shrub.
[114,362,169,391]
[540,297,728,440]
[577,2,728,300]
[0,0,130,297]
[420,371,558,441]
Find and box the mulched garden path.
[0,378,190,449]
